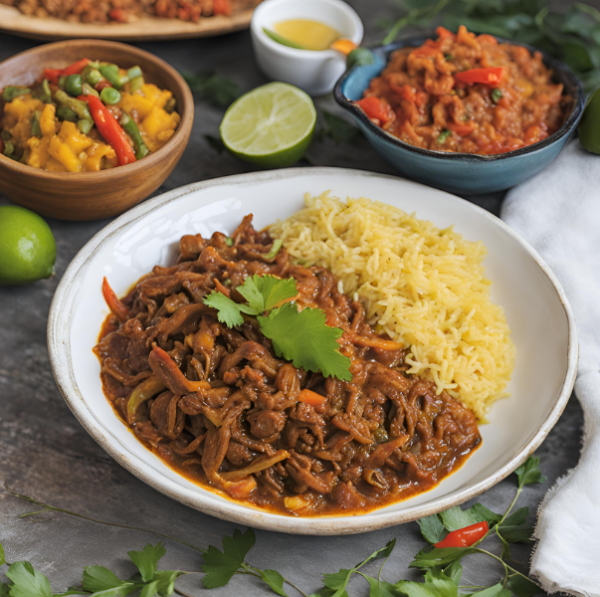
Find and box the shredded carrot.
[298,389,328,413]
[102,277,129,323]
[348,332,403,351]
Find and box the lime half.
[220,82,316,168]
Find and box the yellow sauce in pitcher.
[273,19,341,51]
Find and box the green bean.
[31,111,42,137]
[120,111,149,160]
[1,129,11,142]
[82,83,99,98]
[3,141,14,156]
[85,68,104,87]
[126,66,143,80]
[58,76,67,90]
[57,106,79,122]
[99,64,122,89]
[54,89,91,120]
[34,79,52,103]
[65,74,83,97]
[130,76,144,93]
[2,86,30,102]
[77,119,94,135]
[100,87,121,105]
[164,97,176,114]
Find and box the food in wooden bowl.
[0,40,193,221]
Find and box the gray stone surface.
[0,3,585,595]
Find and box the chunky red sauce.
[95,216,481,516]
[357,25,572,155]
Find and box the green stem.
[499,486,523,526]
[7,489,207,554]
[382,0,449,45]
[474,549,540,586]
[575,2,600,22]
[244,564,309,597]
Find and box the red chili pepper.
[61,58,91,77]
[455,67,503,86]
[213,0,232,15]
[435,521,489,548]
[356,96,393,125]
[80,95,136,166]
[102,277,130,323]
[43,68,62,85]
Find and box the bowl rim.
[250,0,364,60]
[47,167,579,535]
[0,38,194,179]
[333,33,586,162]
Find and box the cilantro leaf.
[201,528,255,589]
[6,562,52,597]
[259,303,352,381]
[153,571,184,597]
[468,583,511,597]
[81,566,131,597]
[182,71,239,108]
[439,504,501,532]
[410,546,476,570]
[321,111,358,145]
[506,575,542,597]
[0,543,5,566]
[203,291,253,327]
[502,507,528,527]
[128,543,166,582]
[418,515,446,544]
[1,583,10,597]
[358,574,398,597]
[254,569,288,597]
[395,569,458,597]
[237,275,296,313]
[139,582,158,597]
[498,525,533,544]
[515,457,546,488]
[442,561,462,585]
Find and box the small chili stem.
[7,489,207,554]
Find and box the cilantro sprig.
[3,457,546,597]
[203,274,352,381]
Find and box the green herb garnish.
[263,28,308,50]
[182,71,240,108]
[347,47,375,69]
[491,88,504,103]
[438,129,452,143]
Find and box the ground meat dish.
[358,25,572,155]
[0,0,258,22]
[94,216,481,515]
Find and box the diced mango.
[44,157,68,172]
[84,142,117,171]
[48,134,83,172]
[40,104,57,137]
[27,136,51,169]
[58,121,94,153]
[4,95,44,147]
[141,105,179,151]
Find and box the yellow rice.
[270,192,515,421]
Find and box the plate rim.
[47,167,578,535]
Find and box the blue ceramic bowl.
[334,35,585,195]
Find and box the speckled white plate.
[48,168,577,535]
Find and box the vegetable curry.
[0,58,179,171]
[94,216,481,516]
[357,26,572,155]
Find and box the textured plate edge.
[47,167,579,535]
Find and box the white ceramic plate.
[48,168,577,535]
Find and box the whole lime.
[0,205,56,286]
[578,87,600,154]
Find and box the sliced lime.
[263,28,308,50]
[220,82,316,168]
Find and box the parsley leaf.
[439,504,501,532]
[237,275,296,312]
[468,583,511,597]
[139,581,158,597]
[1,584,10,597]
[201,528,255,589]
[506,575,542,597]
[254,569,288,597]
[203,291,252,327]
[515,457,546,488]
[6,562,52,597]
[259,303,352,381]
[410,546,476,570]
[128,543,166,583]
[153,571,184,597]
[81,566,131,597]
[182,71,239,108]
[417,515,446,544]
[357,574,397,597]
[442,561,462,585]
[395,569,458,597]
[498,525,533,544]
[502,507,528,527]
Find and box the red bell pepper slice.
[43,68,62,85]
[61,58,91,77]
[80,95,136,166]
[435,521,489,548]
[356,96,393,125]
[455,67,503,86]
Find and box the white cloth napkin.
[501,139,600,597]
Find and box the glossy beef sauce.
[94,216,481,515]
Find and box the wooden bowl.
[0,40,194,221]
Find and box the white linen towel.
[501,139,600,597]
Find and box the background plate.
[0,4,256,41]
[48,168,577,535]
